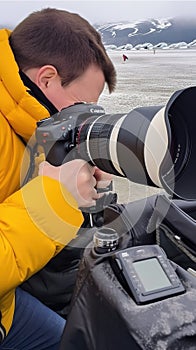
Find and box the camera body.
[36,102,105,166]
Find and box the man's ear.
[35,65,58,91]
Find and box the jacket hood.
[0,29,50,141]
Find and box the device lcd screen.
[133,258,172,292]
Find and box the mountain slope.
[95,17,196,49]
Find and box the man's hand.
[94,167,113,192]
[38,160,112,208]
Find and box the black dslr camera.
[36,86,196,201]
[36,102,106,166]
[36,102,116,215]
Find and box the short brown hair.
[9,8,116,93]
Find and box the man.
[0,7,116,349]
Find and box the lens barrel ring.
[78,114,122,175]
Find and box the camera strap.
[19,70,58,115]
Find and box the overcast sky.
[1,0,196,27]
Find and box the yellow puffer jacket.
[0,29,83,338]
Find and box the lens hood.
[144,86,196,200]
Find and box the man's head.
[9,8,116,110]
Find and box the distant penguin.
[122,54,128,62]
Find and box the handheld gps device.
[110,245,185,304]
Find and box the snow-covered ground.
[98,49,196,203]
